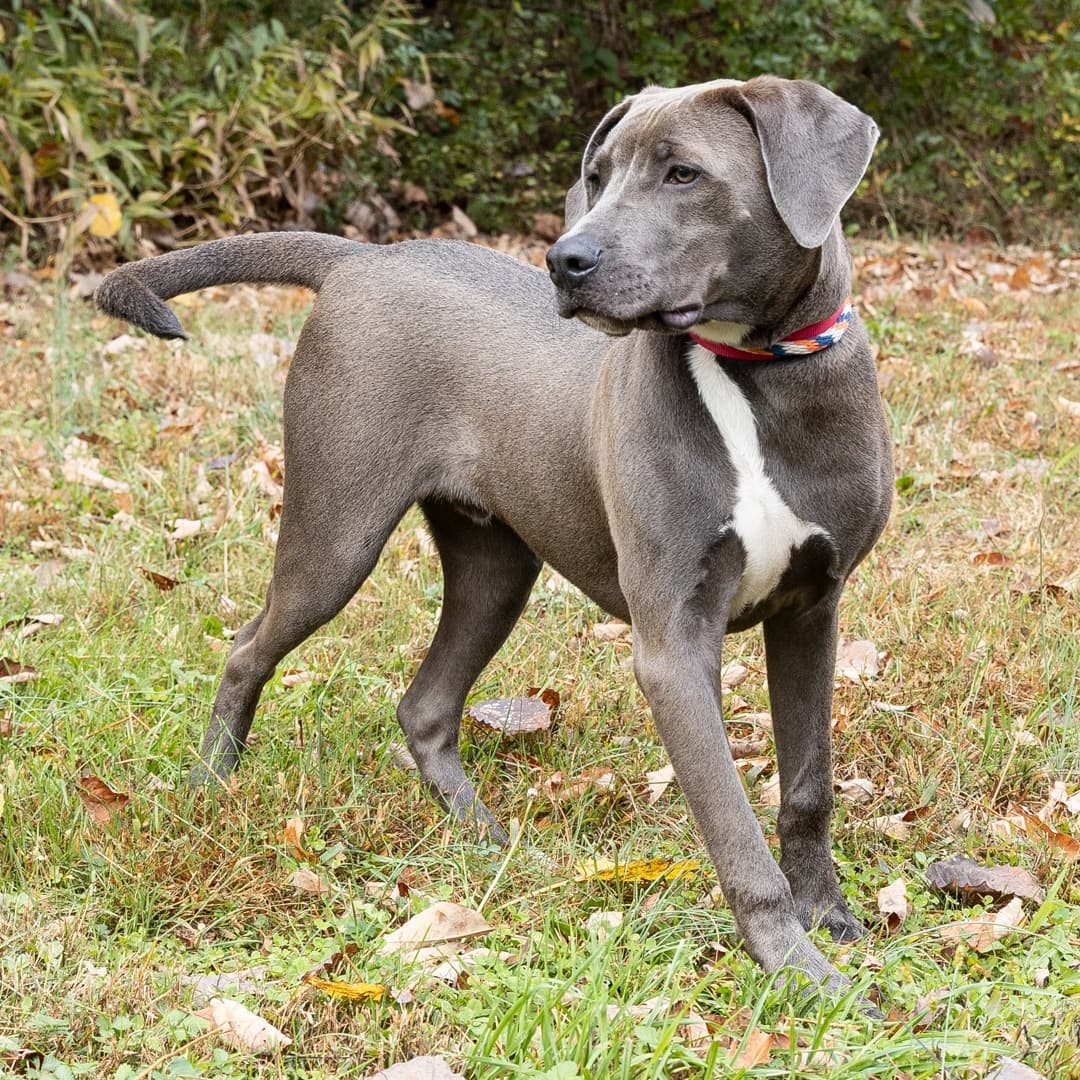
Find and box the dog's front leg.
[763,600,867,941]
[630,613,844,990]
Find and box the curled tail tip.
[94,273,188,341]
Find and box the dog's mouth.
[566,304,705,338]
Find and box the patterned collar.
[689,299,853,361]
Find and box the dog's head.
[547,76,878,337]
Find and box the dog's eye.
[665,165,699,185]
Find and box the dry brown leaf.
[368,1057,464,1080]
[939,896,1024,953]
[1020,810,1080,859]
[0,658,38,683]
[541,767,616,802]
[60,454,130,493]
[925,856,1044,903]
[972,551,1012,567]
[77,773,130,824]
[193,997,292,1055]
[9,612,64,639]
[467,696,553,735]
[758,773,782,807]
[732,1028,773,1069]
[592,620,631,642]
[169,518,203,541]
[836,777,875,803]
[1055,396,1080,419]
[644,762,676,805]
[720,661,749,688]
[835,639,879,681]
[281,669,313,689]
[140,567,180,592]
[585,910,624,936]
[866,805,931,841]
[984,1057,1047,1080]
[381,902,492,955]
[574,857,701,884]
[877,878,911,931]
[729,735,769,759]
[290,867,330,895]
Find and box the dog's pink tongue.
[659,306,702,330]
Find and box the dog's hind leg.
[396,501,542,845]
[190,480,412,785]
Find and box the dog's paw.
[794,897,868,942]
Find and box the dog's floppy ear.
[581,98,633,179]
[732,76,878,249]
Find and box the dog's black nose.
[546,234,602,287]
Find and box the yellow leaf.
[575,857,702,884]
[302,975,386,1001]
[88,192,122,238]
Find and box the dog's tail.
[94,231,361,340]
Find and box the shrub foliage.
[0,0,1076,258]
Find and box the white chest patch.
[688,345,828,615]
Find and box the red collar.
[688,300,853,361]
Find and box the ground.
[0,238,1078,1078]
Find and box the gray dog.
[96,75,892,992]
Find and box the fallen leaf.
[87,192,122,238]
[193,997,292,1055]
[281,669,314,688]
[1019,811,1080,859]
[729,735,769,759]
[6,612,64,639]
[1055,397,1080,419]
[169,518,203,541]
[140,567,180,592]
[381,902,492,955]
[526,686,561,713]
[585,910,624,935]
[77,773,130,824]
[283,816,316,862]
[450,205,477,238]
[574,857,701,884]
[388,740,418,771]
[467,696,553,735]
[0,715,13,737]
[940,896,1024,953]
[0,658,38,683]
[644,762,676,805]
[835,639,879,681]
[368,1057,464,1080]
[541,767,616,802]
[60,455,130,493]
[732,1027,773,1069]
[836,777,875,803]
[290,867,330,895]
[179,967,269,1003]
[758,773,782,807]
[592,620,631,642]
[925,856,1044,903]
[877,878,911,931]
[720,661,749,688]
[402,78,435,110]
[973,551,1012,567]
[303,974,386,1001]
[984,1059,1046,1080]
[866,805,931,841]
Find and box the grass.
[0,239,1078,1078]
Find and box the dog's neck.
[693,228,854,360]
